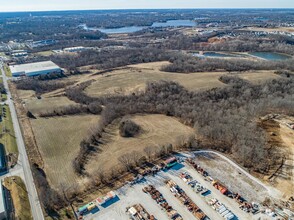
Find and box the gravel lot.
[82,153,267,220]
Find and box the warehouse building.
[9,61,62,77]
[0,183,6,220]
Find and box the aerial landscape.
[0,0,293,220]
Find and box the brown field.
[25,96,77,115]
[240,27,294,33]
[31,115,100,189]
[17,89,35,100]
[85,62,227,97]
[85,62,281,97]
[86,114,194,175]
[269,116,294,198]
[238,70,281,83]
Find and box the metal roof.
[0,184,5,214]
[9,61,60,74]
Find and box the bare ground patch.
[260,115,294,198]
[194,152,268,202]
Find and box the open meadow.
[86,114,194,176]
[25,96,77,115]
[30,115,100,189]
[84,62,281,98]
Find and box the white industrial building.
[9,61,62,77]
[63,46,86,53]
[0,184,6,220]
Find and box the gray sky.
[1,0,293,12]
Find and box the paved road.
[0,64,44,220]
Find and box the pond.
[203,52,238,58]
[249,52,291,61]
[82,19,197,34]
[193,52,240,58]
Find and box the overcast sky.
[1,0,293,12]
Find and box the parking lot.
[81,152,272,220]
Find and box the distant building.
[27,39,56,48]
[0,184,6,220]
[63,46,86,53]
[10,61,62,77]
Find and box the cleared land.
[238,70,281,83]
[31,115,100,189]
[262,115,294,198]
[193,152,269,202]
[85,62,281,97]
[85,62,227,97]
[86,114,194,176]
[0,104,17,154]
[25,96,77,115]
[16,89,36,100]
[240,27,294,33]
[3,176,33,220]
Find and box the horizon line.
[0,7,294,13]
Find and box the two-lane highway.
[1,64,44,220]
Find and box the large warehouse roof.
[0,184,5,217]
[10,61,60,76]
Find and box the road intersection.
[0,64,44,220]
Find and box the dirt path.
[275,123,294,197]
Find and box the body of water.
[249,52,291,61]
[82,19,197,34]
[193,52,239,58]
[97,26,146,34]
[151,19,196,28]
[203,52,238,58]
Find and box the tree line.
[67,77,293,176]
[162,54,294,73]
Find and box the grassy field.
[0,105,17,154]
[31,115,100,189]
[85,62,281,98]
[85,62,227,97]
[238,70,281,83]
[25,96,77,115]
[16,89,36,100]
[35,50,54,57]
[86,114,194,176]
[3,176,33,220]
[239,27,294,33]
[4,64,12,77]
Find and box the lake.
[249,52,291,61]
[82,19,197,34]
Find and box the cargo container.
[87,202,96,211]
[164,157,177,168]
[78,204,89,215]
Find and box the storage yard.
[78,152,285,220]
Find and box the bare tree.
[118,153,133,171]
[144,146,154,161]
